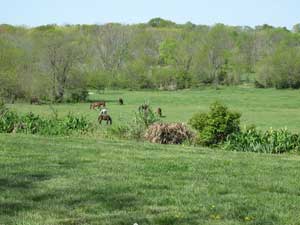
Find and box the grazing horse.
[118,98,124,105]
[90,101,106,109]
[157,107,162,117]
[30,97,40,105]
[98,114,112,125]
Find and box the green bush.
[188,101,241,146]
[0,104,91,135]
[225,126,300,153]
[66,89,89,103]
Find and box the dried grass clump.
[145,123,194,144]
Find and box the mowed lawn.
[7,86,300,131]
[1,134,300,225]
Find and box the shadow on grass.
[67,186,140,211]
[0,172,53,216]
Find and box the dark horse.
[90,101,106,110]
[118,98,124,105]
[98,114,112,125]
[157,107,162,117]
[30,97,40,105]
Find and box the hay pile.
[145,123,194,144]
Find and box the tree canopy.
[1,19,300,102]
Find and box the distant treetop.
[148,17,177,28]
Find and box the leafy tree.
[94,24,129,74]
[1,20,300,95]
[34,26,87,102]
[256,45,300,89]
[293,24,300,33]
[148,18,176,28]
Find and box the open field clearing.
[7,87,300,132]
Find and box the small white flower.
[133,223,139,225]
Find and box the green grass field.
[7,86,300,131]
[1,134,300,225]
[3,87,300,225]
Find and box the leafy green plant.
[66,89,89,103]
[108,105,160,140]
[20,112,42,134]
[225,126,300,153]
[0,102,19,133]
[188,101,241,146]
[0,105,91,136]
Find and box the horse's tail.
[110,116,112,124]
[90,103,92,109]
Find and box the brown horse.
[98,114,112,125]
[118,98,124,105]
[157,107,162,117]
[90,101,106,109]
[30,97,40,105]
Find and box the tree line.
[1,18,300,102]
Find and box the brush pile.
[145,123,194,144]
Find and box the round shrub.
[188,101,241,146]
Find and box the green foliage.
[159,39,177,65]
[148,17,176,28]
[225,126,300,153]
[66,89,89,103]
[2,21,300,97]
[0,104,91,135]
[0,103,19,133]
[293,23,300,33]
[108,105,160,140]
[256,46,300,89]
[135,106,160,128]
[189,101,241,146]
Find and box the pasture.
[3,86,300,225]
[1,134,300,225]
[7,86,300,131]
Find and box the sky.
[0,0,299,29]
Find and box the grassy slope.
[1,134,300,225]
[7,87,300,131]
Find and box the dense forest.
[1,18,300,102]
